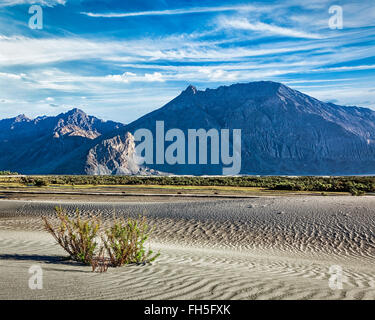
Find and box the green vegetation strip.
[0,175,374,195]
[0,189,257,198]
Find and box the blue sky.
[0,0,374,123]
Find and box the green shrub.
[43,207,101,264]
[349,188,365,196]
[43,208,159,270]
[102,216,160,267]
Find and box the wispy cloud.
[106,72,165,83]
[81,5,257,18]
[219,17,322,39]
[314,65,375,72]
[1,0,374,122]
[0,35,325,66]
[0,72,26,80]
[0,0,66,7]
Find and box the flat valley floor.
[0,195,374,300]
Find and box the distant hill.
[2,81,375,175]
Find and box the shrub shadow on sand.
[0,254,81,267]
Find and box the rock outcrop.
[85,132,158,175]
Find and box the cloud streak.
[81,5,257,18]
[314,65,375,72]
[1,0,374,122]
[219,17,322,39]
[0,0,66,7]
[0,35,326,66]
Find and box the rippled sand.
[0,196,374,300]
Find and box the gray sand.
[0,196,374,299]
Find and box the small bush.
[43,207,101,264]
[34,179,48,187]
[102,216,160,267]
[349,188,365,196]
[43,208,159,271]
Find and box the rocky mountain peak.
[14,114,30,123]
[53,108,100,139]
[182,84,198,95]
[65,108,86,116]
[62,108,89,122]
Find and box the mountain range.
[1,81,375,175]
[0,108,124,174]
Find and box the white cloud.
[0,98,18,104]
[0,0,66,7]
[0,37,117,66]
[106,72,164,83]
[0,72,26,79]
[81,5,257,18]
[219,17,322,39]
[0,35,327,67]
[144,72,164,82]
[106,72,136,83]
[314,65,375,72]
[198,68,239,81]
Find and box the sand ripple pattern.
[1,197,375,259]
[0,196,374,300]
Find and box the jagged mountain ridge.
[0,108,124,174]
[1,81,375,175]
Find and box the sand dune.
[0,196,374,300]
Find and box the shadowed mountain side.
[113,81,375,175]
[2,82,375,175]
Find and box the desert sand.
[0,196,374,300]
